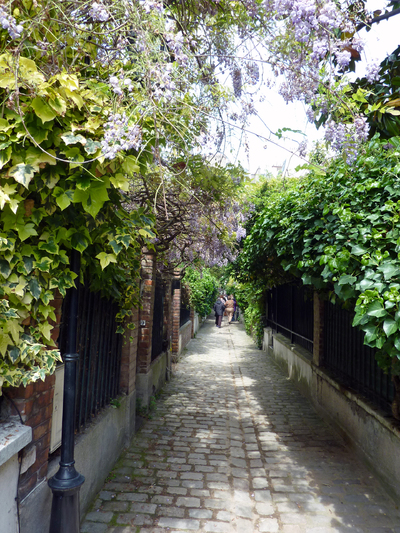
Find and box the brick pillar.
[313,291,325,366]
[171,276,181,356]
[137,251,156,374]
[6,375,55,500]
[120,307,139,394]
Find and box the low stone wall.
[264,328,400,501]
[179,320,193,355]
[136,351,170,407]
[19,390,136,533]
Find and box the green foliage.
[182,267,219,317]
[227,278,266,348]
[0,54,155,393]
[239,135,400,373]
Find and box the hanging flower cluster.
[101,113,142,160]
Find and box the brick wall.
[313,292,325,366]
[120,308,139,394]
[137,251,156,374]
[4,291,63,500]
[7,375,55,500]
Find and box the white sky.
[228,3,400,176]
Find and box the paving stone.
[80,522,108,533]
[189,508,213,519]
[85,512,114,523]
[157,517,200,529]
[176,496,201,507]
[203,521,235,532]
[259,518,280,532]
[156,506,185,518]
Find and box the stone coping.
[0,420,32,467]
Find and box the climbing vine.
[238,135,400,377]
[182,267,219,318]
[0,54,155,392]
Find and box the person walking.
[213,296,225,328]
[225,295,235,324]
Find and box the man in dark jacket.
[213,297,225,328]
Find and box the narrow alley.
[81,317,400,533]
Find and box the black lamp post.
[48,249,85,533]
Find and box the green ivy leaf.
[35,257,52,272]
[28,278,42,299]
[9,163,37,188]
[377,262,399,281]
[61,133,87,145]
[96,252,117,269]
[0,145,12,169]
[31,97,58,123]
[7,320,23,344]
[84,139,101,155]
[122,155,140,175]
[110,173,130,191]
[0,333,12,356]
[366,300,387,318]
[359,279,375,291]
[38,322,53,342]
[18,223,38,242]
[338,274,357,286]
[75,174,91,190]
[109,240,123,254]
[8,345,20,363]
[0,259,11,278]
[70,231,90,252]
[383,318,398,337]
[38,237,59,255]
[351,245,368,256]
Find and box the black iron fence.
[152,277,165,361]
[266,284,314,353]
[59,281,123,432]
[324,301,393,413]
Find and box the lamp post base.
[48,470,85,533]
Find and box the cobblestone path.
[81,318,400,533]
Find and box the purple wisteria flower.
[89,2,110,22]
[0,6,23,39]
[236,226,247,241]
[365,59,381,83]
[101,113,142,160]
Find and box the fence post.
[313,291,325,366]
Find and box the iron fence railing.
[180,304,191,327]
[266,284,314,353]
[323,301,393,413]
[58,281,122,432]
